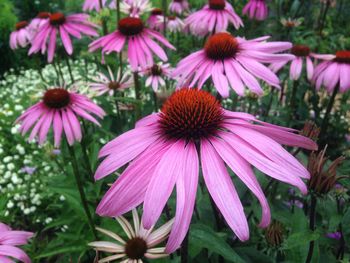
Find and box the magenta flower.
[270,44,320,81]
[16,86,105,147]
[165,16,185,33]
[185,0,243,36]
[10,21,31,50]
[147,8,164,30]
[313,51,350,93]
[243,0,268,21]
[83,0,109,12]
[169,0,189,15]
[173,32,293,98]
[28,12,50,34]
[119,0,152,17]
[0,222,33,263]
[94,88,317,253]
[89,67,133,96]
[29,13,99,62]
[89,17,175,71]
[326,232,342,240]
[140,63,173,91]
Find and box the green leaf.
[189,224,245,263]
[35,245,87,259]
[283,230,320,249]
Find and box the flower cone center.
[334,50,350,64]
[37,12,51,19]
[108,81,120,90]
[43,88,70,109]
[159,89,223,141]
[151,65,163,75]
[50,13,66,26]
[15,21,28,30]
[118,17,144,36]
[205,33,239,60]
[209,0,226,10]
[151,8,163,15]
[291,45,310,57]
[125,237,148,260]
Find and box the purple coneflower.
[313,50,350,93]
[89,17,175,71]
[147,8,164,30]
[326,232,342,240]
[0,222,33,263]
[83,0,110,12]
[90,209,173,262]
[10,21,31,50]
[89,67,133,96]
[243,0,268,21]
[29,13,99,62]
[169,0,189,15]
[173,32,293,98]
[185,0,243,36]
[270,44,320,81]
[94,88,317,253]
[165,16,185,33]
[16,86,105,147]
[141,63,173,91]
[119,0,152,17]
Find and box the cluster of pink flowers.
[8,0,350,261]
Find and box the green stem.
[181,232,189,263]
[305,195,317,263]
[65,57,75,84]
[116,0,121,22]
[133,72,141,120]
[264,87,275,120]
[99,0,108,35]
[319,85,339,140]
[162,0,167,38]
[67,144,98,239]
[152,91,158,112]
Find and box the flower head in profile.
[312,50,350,93]
[280,17,303,29]
[28,12,51,34]
[89,17,175,71]
[90,209,173,262]
[89,67,133,96]
[94,88,317,253]
[243,0,269,21]
[185,0,243,36]
[165,16,185,33]
[0,222,33,263]
[140,63,173,91]
[83,0,114,12]
[169,0,189,15]
[10,21,31,50]
[147,8,164,30]
[270,44,321,81]
[326,232,342,240]
[16,85,105,147]
[173,32,293,98]
[119,0,153,17]
[29,13,99,62]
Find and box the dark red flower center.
[43,88,70,109]
[209,0,226,10]
[151,8,163,15]
[174,0,184,2]
[37,12,51,19]
[118,17,144,36]
[108,81,120,90]
[15,21,28,31]
[291,45,311,57]
[159,89,223,141]
[334,50,350,64]
[125,237,148,260]
[205,33,239,60]
[49,13,66,26]
[151,65,163,75]
[168,16,176,21]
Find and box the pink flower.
[89,17,175,71]
[16,86,105,147]
[147,8,164,30]
[140,63,173,91]
[243,0,269,21]
[89,66,133,96]
[83,0,108,12]
[29,13,99,62]
[119,0,152,17]
[169,0,189,15]
[9,21,31,50]
[185,0,243,36]
[94,88,317,253]
[28,12,51,33]
[165,16,185,33]
[173,32,293,98]
[0,222,33,263]
[312,51,350,93]
[270,44,320,81]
